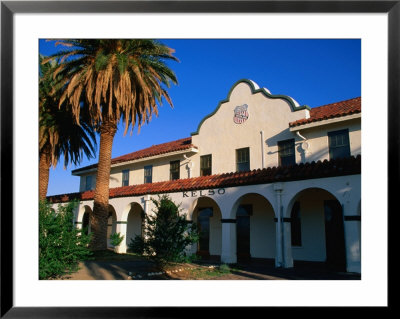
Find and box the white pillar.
[115,222,127,253]
[143,195,152,241]
[343,213,361,273]
[221,220,237,264]
[274,183,284,267]
[282,219,294,268]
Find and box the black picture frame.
[1,1,395,317]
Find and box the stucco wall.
[79,173,96,192]
[295,118,361,163]
[108,154,190,188]
[77,80,360,193]
[191,81,309,175]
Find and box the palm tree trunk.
[39,146,51,201]
[89,120,117,251]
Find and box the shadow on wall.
[265,129,293,149]
[110,176,118,182]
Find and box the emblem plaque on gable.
[233,104,249,124]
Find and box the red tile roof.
[49,155,361,203]
[289,97,361,127]
[72,137,197,174]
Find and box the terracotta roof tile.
[289,97,361,127]
[72,137,197,174]
[49,155,361,203]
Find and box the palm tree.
[44,40,178,250]
[39,55,97,201]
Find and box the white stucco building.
[48,79,361,273]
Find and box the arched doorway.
[191,197,222,259]
[236,204,251,260]
[81,206,92,235]
[126,202,144,251]
[288,188,346,271]
[324,200,346,270]
[232,193,275,261]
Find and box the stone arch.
[285,187,346,271]
[77,204,92,223]
[121,201,144,222]
[230,192,276,260]
[285,187,341,218]
[190,196,222,259]
[78,205,92,235]
[228,191,276,219]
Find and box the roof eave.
[289,112,361,132]
[72,147,199,176]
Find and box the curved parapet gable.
[191,79,310,136]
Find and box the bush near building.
[39,200,92,279]
[129,195,199,268]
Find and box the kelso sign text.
[183,188,225,198]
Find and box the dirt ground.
[59,258,361,281]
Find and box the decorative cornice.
[191,79,310,136]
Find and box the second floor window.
[236,147,250,172]
[85,175,92,191]
[200,154,212,176]
[170,160,180,180]
[278,139,295,167]
[144,165,152,184]
[122,169,129,186]
[328,129,350,160]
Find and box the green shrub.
[109,232,124,247]
[136,195,199,268]
[128,235,145,254]
[39,200,92,279]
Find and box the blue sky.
[39,39,361,196]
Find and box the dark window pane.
[198,208,213,252]
[278,139,295,166]
[328,129,350,159]
[122,169,129,186]
[236,148,250,172]
[85,175,92,191]
[200,155,212,176]
[170,160,180,180]
[144,165,152,184]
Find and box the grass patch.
[185,264,235,279]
